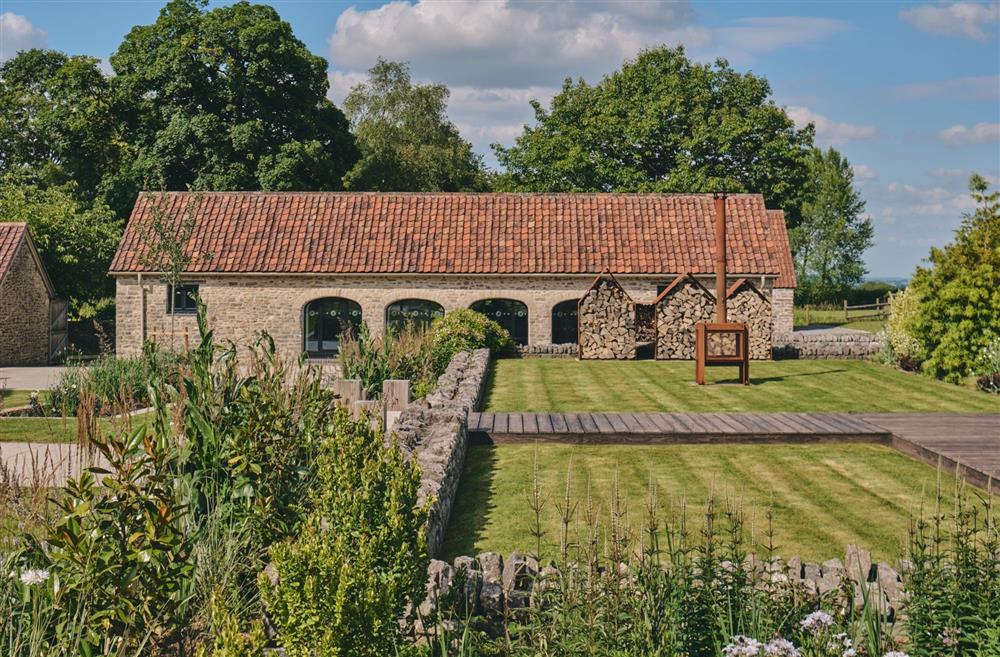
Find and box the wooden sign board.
[695,322,750,385]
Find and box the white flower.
[799,610,835,633]
[883,652,910,657]
[19,569,49,586]
[764,638,800,657]
[723,635,763,657]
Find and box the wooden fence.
[843,296,892,322]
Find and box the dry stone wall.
[773,331,881,360]
[579,276,636,360]
[393,349,490,558]
[418,544,906,634]
[655,279,714,359]
[727,281,773,360]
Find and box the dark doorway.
[303,297,362,356]
[470,299,529,346]
[551,299,579,344]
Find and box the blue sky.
[1,1,998,278]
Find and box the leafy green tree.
[0,175,122,308]
[907,174,1000,383]
[0,49,127,214]
[494,46,814,224]
[110,0,357,197]
[790,147,874,303]
[342,59,488,191]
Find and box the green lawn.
[0,414,149,443]
[443,443,983,563]
[0,389,34,410]
[484,359,996,413]
[793,307,884,333]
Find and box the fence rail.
[843,298,892,322]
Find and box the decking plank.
[564,413,585,434]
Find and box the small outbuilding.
[0,223,61,366]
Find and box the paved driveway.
[0,366,68,390]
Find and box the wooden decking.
[468,412,1000,494]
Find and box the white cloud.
[938,122,1000,144]
[884,181,978,215]
[930,167,967,178]
[852,164,878,181]
[892,75,1000,100]
[786,106,878,144]
[713,16,849,53]
[329,0,709,89]
[899,2,1000,40]
[0,12,47,62]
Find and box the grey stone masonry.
[417,543,906,634]
[773,330,882,360]
[0,238,51,366]
[394,349,490,558]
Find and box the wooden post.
[695,323,706,385]
[382,379,411,433]
[843,299,848,322]
[714,195,727,323]
[333,379,365,407]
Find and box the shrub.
[975,337,1000,393]
[339,323,438,399]
[260,411,429,657]
[44,343,181,416]
[875,286,922,369]
[428,309,514,373]
[907,174,1000,383]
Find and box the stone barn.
[0,223,59,366]
[109,192,796,359]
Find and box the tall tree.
[907,174,999,383]
[790,147,874,303]
[342,59,488,191]
[0,49,126,213]
[0,174,122,308]
[494,46,814,223]
[110,0,357,196]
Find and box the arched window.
[303,297,362,356]
[470,299,529,346]
[551,299,579,344]
[385,298,444,334]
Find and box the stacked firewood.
[655,281,714,359]
[728,283,773,359]
[579,278,636,359]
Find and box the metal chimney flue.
[714,194,727,323]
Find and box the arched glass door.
[385,299,445,334]
[303,297,362,356]
[470,299,529,346]
[551,299,579,344]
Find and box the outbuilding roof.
[110,192,796,286]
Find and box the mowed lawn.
[442,443,986,563]
[484,359,996,413]
[0,389,34,410]
[0,414,149,443]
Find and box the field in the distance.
[442,443,982,563]
[484,359,996,413]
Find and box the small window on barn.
[303,297,362,357]
[167,284,200,314]
[470,298,529,346]
[386,299,444,334]
[551,299,578,344]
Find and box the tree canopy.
[493,46,815,224]
[0,175,122,307]
[342,59,488,192]
[791,147,874,303]
[906,174,1000,383]
[109,0,357,198]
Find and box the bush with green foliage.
[339,323,438,399]
[905,174,999,384]
[44,343,179,416]
[976,337,1000,393]
[260,411,428,657]
[428,309,514,373]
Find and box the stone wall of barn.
[0,241,50,366]
[114,273,792,358]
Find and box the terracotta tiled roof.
[110,192,795,285]
[767,210,796,288]
[0,223,28,282]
